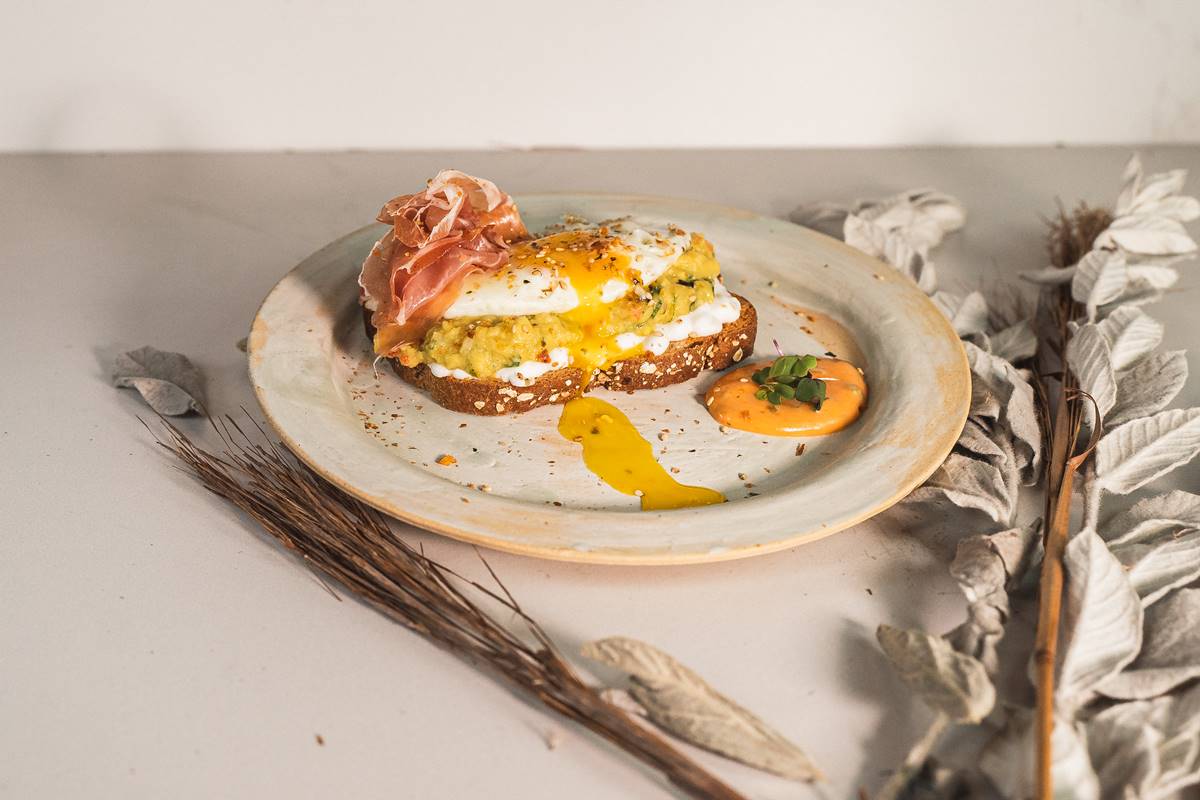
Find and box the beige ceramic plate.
[248,194,969,565]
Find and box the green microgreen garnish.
[752,354,826,409]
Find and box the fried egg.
[443,219,691,319]
[441,218,738,380]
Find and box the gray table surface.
[3,147,1198,799]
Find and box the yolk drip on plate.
[558,397,725,510]
[508,231,642,382]
[705,358,868,436]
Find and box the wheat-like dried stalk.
[149,415,747,800]
[1045,203,1113,273]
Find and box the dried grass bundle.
[151,416,746,800]
[1046,202,1113,270]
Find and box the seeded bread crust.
[363,295,757,415]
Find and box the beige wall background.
[4,0,1199,152]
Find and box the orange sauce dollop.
[705,358,867,436]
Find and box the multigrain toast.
[364,295,757,415]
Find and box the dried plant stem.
[876,713,950,800]
[1034,389,1100,799]
[1032,402,1078,797]
[1031,205,1110,799]
[150,416,748,800]
[1032,277,1081,800]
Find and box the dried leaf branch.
[798,156,1200,799]
[873,625,996,800]
[113,346,206,415]
[150,416,748,800]
[582,637,822,782]
[1032,158,1199,800]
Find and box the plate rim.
[248,193,970,565]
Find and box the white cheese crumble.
[494,347,570,387]
[614,332,646,351]
[426,347,570,388]
[642,280,741,355]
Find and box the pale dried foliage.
[798,155,1200,800]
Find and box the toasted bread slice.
[364,295,757,415]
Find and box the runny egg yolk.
[507,231,642,381]
[558,397,725,510]
[705,358,868,436]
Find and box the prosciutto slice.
[358,170,527,355]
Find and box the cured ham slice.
[359,170,527,355]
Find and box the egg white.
[442,220,694,319]
[443,265,577,319]
[607,220,693,284]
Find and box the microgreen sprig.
[752,354,826,409]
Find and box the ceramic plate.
[248,194,969,565]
